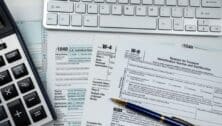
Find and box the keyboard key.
[30,106,47,122]
[107,0,117,3]
[7,99,31,126]
[0,56,5,67]
[88,4,98,14]
[17,77,34,93]
[159,18,172,30]
[197,19,209,26]
[5,50,21,63]
[184,7,195,18]
[11,64,28,79]
[202,0,221,8]
[131,0,140,4]
[100,4,110,14]
[173,18,184,31]
[46,13,58,25]
[95,0,104,3]
[190,0,200,7]
[1,84,18,101]
[172,7,183,17]
[196,8,221,19]
[84,15,98,27]
[100,16,157,29]
[71,14,82,26]
[136,6,146,16]
[124,5,134,15]
[0,43,7,51]
[154,0,164,5]
[142,0,152,4]
[178,0,189,6]
[24,92,41,108]
[185,25,196,31]
[160,7,171,17]
[210,26,221,32]
[0,120,11,126]
[0,106,7,121]
[112,5,122,15]
[148,6,159,17]
[0,70,12,86]
[59,14,70,26]
[82,0,92,2]
[119,0,128,3]
[166,0,177,6]
[47,1,73,12]
[198,26,209,32]
[75,3,86,13]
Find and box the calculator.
[0,1,56,126]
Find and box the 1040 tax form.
[82,39,222,126]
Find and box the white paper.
[83,38,222,126]
[46,31,97,126]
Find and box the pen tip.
[111,98,127,106]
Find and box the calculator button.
[5,50,21,63]
[0,56,5,67]
[17,77,34,93]
[30,106,47,122]
[24,91,41,108]
[0,70,12,86]
[11,64,28,79]
[0,120,11,126]
[7,99,31,126]
[1,84,18,101]
[0,43,7,51]
[0,106,7,121]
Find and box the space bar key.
[100,16,157,30]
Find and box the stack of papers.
[6,0,222,126]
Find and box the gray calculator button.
[17,77,34,93]
[5,49,21,63]
[0,106,7,121]
[30,106,47,122]
[7,99,31,126]
[0,120,11,126]
[1,84,18,101]
[24,91,41,108]
[0,70,12,86]
[0,43,7,51]
[11,64,28,79]
[0,56,5,67]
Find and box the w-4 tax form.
[82,38,222,126]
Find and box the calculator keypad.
[0,34,53,126]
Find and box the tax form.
[46,31,95,126]
[82,39,222,126]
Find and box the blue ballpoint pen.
[111,98,195,126]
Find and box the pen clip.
[171,117,195,126]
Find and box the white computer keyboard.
[43,0,222,36]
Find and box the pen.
[111,98,195,126]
